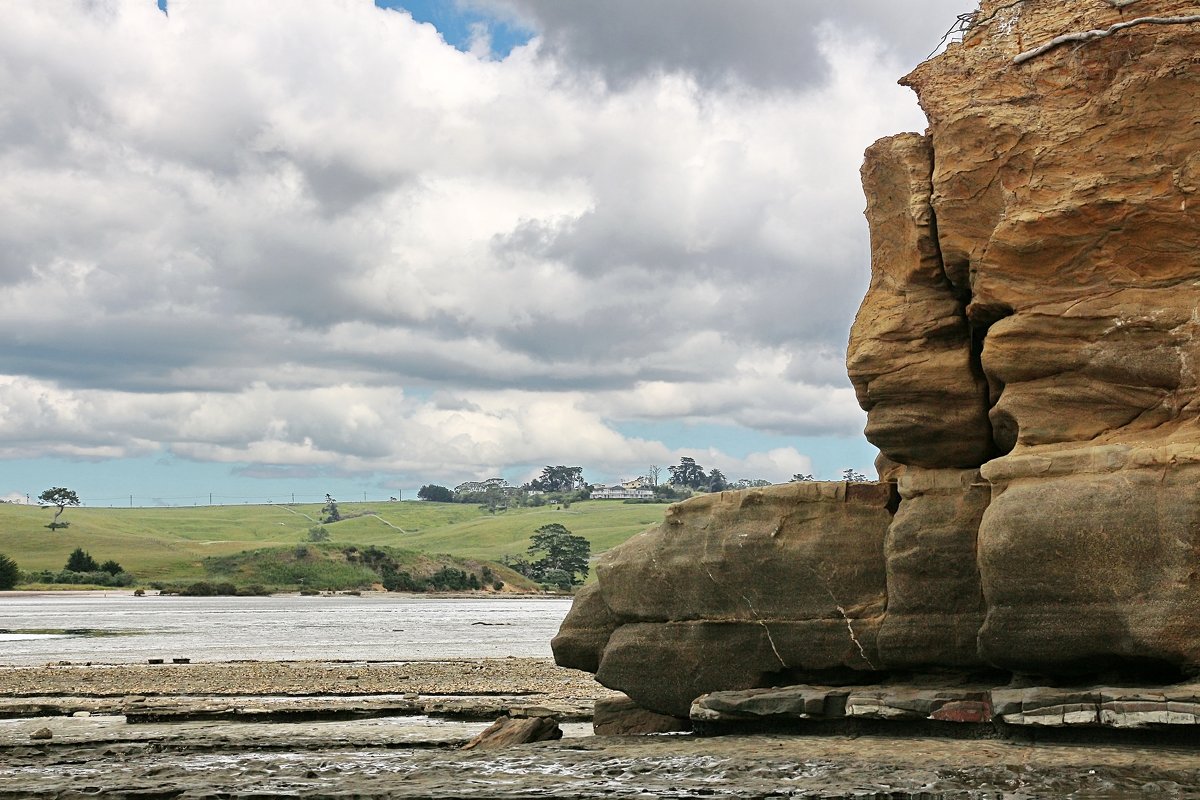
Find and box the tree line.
[416,460,872,511]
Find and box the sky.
[0,0,975,507]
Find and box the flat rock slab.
[693,681,1200,734]
[0,693,594,725]
[3,732,1198,798]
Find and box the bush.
[25,569,133,587]
[381,568,426,592]
[180,581,238,597]
[307,526,330,542]
[99,560,123,576]
[0,553,18,590]
[417,484,454,502]
[428,567,472,591]
[65,548,99,572]
[539,568,574,591]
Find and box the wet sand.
[3,659,1200,798]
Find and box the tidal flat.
[2,659,1200,798]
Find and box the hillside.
[0,499,668,587]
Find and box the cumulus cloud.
[477,0,975,90]
[0,0,965,487]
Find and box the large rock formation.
[555,0,1200,721]
[554,483,895,717]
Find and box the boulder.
[552,482,894,717]
[592,696,691,736]
[460,715,561,751]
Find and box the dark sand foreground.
[3,659,1200,798]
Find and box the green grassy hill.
[0,500,668,587]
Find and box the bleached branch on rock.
[1014,14,1200,64]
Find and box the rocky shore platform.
[2,659,1200,798]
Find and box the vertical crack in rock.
[700,558,788,670]
[740,592,788,670]
[848,133,995,469]
[803,564,876,670]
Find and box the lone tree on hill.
[322,494,341,523]
[527,523,591,588]
[417,484,454,502]
[38,487,80,531]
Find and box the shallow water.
[0,593,573,664]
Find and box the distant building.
[591,484,654,500]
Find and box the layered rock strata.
[555,0,1200,725]
[692,681,1200,734]
[553,482,894,717]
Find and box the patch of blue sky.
[610,421,878,482]
[155,1,534,58]
[0,455,412,508]
[374,0,534,58]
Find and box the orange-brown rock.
[557,0,1200,723]
[858,0,1200,676]
[847,134,993,469]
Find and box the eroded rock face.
[895,0,1200,675]
[557,0,1200,719]
[876,468,988,670]
[847,134,993,469]
[552,483,894,717]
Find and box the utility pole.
[129,495,133,507]
[209,492,213,505]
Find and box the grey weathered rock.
[460,715,562,750]
[694,680,1200,732]
[29,727,52,740]
[592,696,690,736]
[876,467,988,669]
[553,482,893,717]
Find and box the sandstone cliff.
[555,0,1200,719]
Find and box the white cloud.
[0,0,950,485]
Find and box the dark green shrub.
[428,567,471,591]
[492,580,504,591]
[65,548,98,572]
[0,553,18,590]
[100,560,123,576]
[381,568,426,592]
[539,568,573,591]
[181,581,237,596]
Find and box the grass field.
[0,499,668,585]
